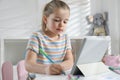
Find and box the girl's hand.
[45,64,63,75]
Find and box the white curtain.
[0,0,38,38]
[65,0,91,37]
[0,0,91,38]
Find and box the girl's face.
[44,8,70,35]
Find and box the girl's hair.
[42,0,70,32]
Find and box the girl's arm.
[60,49,74,70]
[25,49,63,75]
[25,49,47,74]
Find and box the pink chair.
[17,60,28,80]
[2,61,13,80]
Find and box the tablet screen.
[71,36,110,75]
[76,36,110,65]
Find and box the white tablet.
[71,36,110,76]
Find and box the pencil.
[109,66,120,70]
[39,48,66,75]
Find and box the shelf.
[1,38,28,65]
[0,36,111,67]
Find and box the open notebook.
[71,36,110,76]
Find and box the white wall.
[101,0,120,55]
[0,0,39,38]
[90,0,120,55]
[90,0,102,14]
[118,0,120,54]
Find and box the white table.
[36,71,120,80]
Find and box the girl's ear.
[43,15,47,24]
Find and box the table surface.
[35,70,120,80]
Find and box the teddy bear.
[86,12,109,36]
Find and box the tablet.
[71,36,110,76]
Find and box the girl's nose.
[59,21,64,27]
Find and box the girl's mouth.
[56,29,63,32]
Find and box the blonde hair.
[42,0,70,32]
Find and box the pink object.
[103,55,120,67]
[2,61,13,80]
[103,55,120,74]
[17,60,28,80]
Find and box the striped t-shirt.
[26,30,72,64]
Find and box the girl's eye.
[64,21,68,24]
[53,19,60,22]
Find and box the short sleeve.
[66,35,72,50]
[26,33,39,54]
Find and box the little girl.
[25,0,73,75]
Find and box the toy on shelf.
[86,12,109,36]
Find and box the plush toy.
[86,12,109,36]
